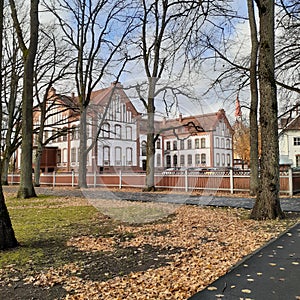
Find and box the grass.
[1,194,109,271]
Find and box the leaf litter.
[18,199,298,300]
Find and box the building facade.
[279,105,300,168]
[21,84,234,174]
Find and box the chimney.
[179,113,182,122]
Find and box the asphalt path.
[4,186,299,212]
[189,222,300,300]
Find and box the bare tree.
[132,0,232,191]
[0,0,18,250]
[1,18,23,185]
[32,26,74,186]
[247,0,259,195]
[250,0,284,220]
[46,0,138,188]
[275,1,300,107]
[9,0,39,198]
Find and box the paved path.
[5,186,299,212]
[189,222,300,300]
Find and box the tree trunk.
[0,0,18,250]
[1,151,11,185]
[247,0,259,196]
[34,103,46,187]
[78,108,88,188]
[144,78,157,191]
[0,186,18,249]
[250,0,284,220]
[10,0,39,198]
[33,146,42,187]
[145,109,155,191]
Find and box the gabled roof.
[164,109,232,132]
[42,83,140,120]
[280,114,300,131]
[88,82,140,118]
[139,109,233,136]
[33,87,79,121]
[278,103,300,133]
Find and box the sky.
[38,0,252,124]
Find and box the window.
[226,139,230,149]
[173,141,177,150]
[201,153,206,164]
[126,147,133,165]
[102,123,110,138]
[195,154,200,165]
[227,154,231,166]
[103,146,110,165]
[57,149,61,163]
[166,155,171,168]
[63,148,68,163]
[115,147,122,166]
[195,139,199,149]
[222,153,225,166]
[221,138,225,149]
[180,155,185,166]
[123,104,127,122]
[216,153,220,166]
[188,154,192,165]
[156,153,161,166]
[74,127,79,140]
[180,140,184,150]
[173,154,178,167]
[201,138,206,148]
[216,137,219,148]
[296,155,300,167]
[166,141,171,150]
[62,127,68,142]
[157,139,161,149]
[71,148,76,163]
[71,126,76,140]
[141,140,147,156]
[126,126,132,140]
[187,139,192,149]
[114,125,121,139]
[294,137,300,145]
[127,110,132,123]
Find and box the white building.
[26,84,234,174]
[279,105,300,168]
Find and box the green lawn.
[1,195,110,271]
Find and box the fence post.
[230,169,234,194]
[53,171,56,188]
[72,170,75,187]
[185,169,188,192]
[288,167,293,196]
[119,170,122,189]
[94,171,97,188]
